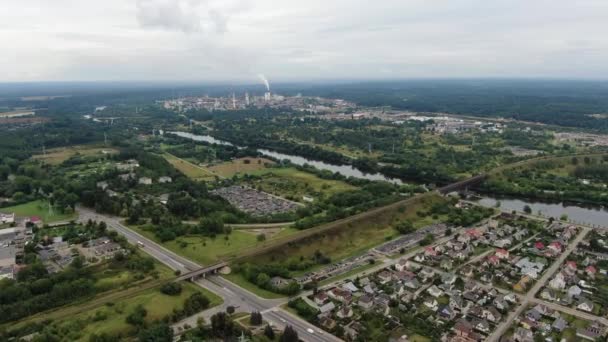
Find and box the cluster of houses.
[539,230,607,315]
[412,218,529,270]
[465,222,576,293]
[504,304,607,342]
[308,257,518,341]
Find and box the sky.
[1,0,608,83]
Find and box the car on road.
[137,241,145,247]
[307,328,314,334]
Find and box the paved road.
[77,206,199,272]
[78,207,341,342]
[487,226,590,342]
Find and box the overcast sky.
[2,0,608,83]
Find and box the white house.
[0,213,15,224]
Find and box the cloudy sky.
[1,0,608,82]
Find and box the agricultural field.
[240,167,357,202]
[163,153,216,181]
[0,199,76,223]
[207,157,274,177]
[32,145,118,165]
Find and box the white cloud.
[1,0,608,82]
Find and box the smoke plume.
[257,74,270,91]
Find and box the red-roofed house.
[586,265,597,278]
[424,246,438,257]
[466,229,483,238]
[566,261,577,271]
[548,242,562,254]
[487,255,500,266]
[495,249,509,259]
[28,216,42,226]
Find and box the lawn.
[53,282,221,341]
[223,273,286,299]
[130,225,298,265]
[208,157,275,177]
[242,167,357,201]
[0,200,76,223]
[163,153,216,181]
[32,145,118,165]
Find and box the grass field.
[208,157,275,177]
[32,145,118,165]
[46,282,221,341]
[223,273,287,299]
[243,167,357,201]
[0,200,76,223]
[163,153,216,181]
[130,225,299,265]
[247,194,446,270]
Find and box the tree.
[395,220,415,234]
[279,326,299,342]
[138,322,173,342]
[264,324,275,340]
[226,305,236,314]
[523,205,532,214]
[126,304,147,326]
[160,282,182,296]
[250,311,263,326]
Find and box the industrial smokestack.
[257,74,270,91]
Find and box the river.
[169,131,403,184]
[477,195,608,227]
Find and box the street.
[77,206,342,342]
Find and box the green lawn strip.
[0,200,76,223]
[222,273,287,299]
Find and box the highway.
[77,206,342,342]
[77,206,199,272]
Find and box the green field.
[246,193,446,271]
[32,145,118,165]
[0,200,76,223]
[208,157,275,177]
[163,153,216,181]
[242,167,357,201]
[131,225,298,265]
[36,282,222,341]
[223,273,287,299]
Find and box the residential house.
[314,292,329,306]
[336,306,353,319]
[427,285,443,298]
[495,248,509,259]
[576,323,606,341]
[549,272,566,290]
[568,285,582,298]
[577,299,594,312]
[139,177,153,185]
[319,302,335,314]
[358,295,374,310]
